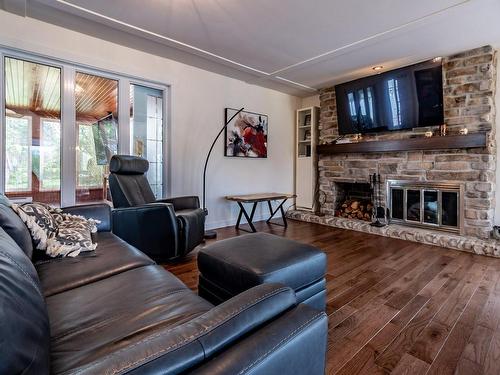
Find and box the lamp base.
[204,230,217,239]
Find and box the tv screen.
[335,59,443,135]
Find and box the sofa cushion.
[36,232,155,297]
[0,203,34,258]
[47,265,212,374]
[0,227,50,374]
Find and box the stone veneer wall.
[316,46,497,240]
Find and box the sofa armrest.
[157,196,200,211]
[111,203,179,260]
[68,284,297,375]
[189,304,328,375]
[62,203,111,232]
[189,283,296,358]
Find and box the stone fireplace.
[289,45,500,257]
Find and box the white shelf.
[295,106,319,211]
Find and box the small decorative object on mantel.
[225,108,268,158]
[440,124,447,137]
[425,131,433,138]
[459,127,469,135]
[353,133,363,142]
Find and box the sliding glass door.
[2,51,167,206]
[130,84,163,198]
[75,72,118,204]
[3,57,61,205]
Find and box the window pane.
[5,117,31,192]
[130,84,163,198]
[4,57,61,205]
[75,72,118,204]
[40,120,61,191]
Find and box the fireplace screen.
[387,180,462,233]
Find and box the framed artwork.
[224,108,268,158]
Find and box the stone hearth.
[287,210,500,257]
[290,45,499,256]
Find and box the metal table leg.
[236,201,258,233]
[266,198,289,228]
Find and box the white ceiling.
[3,0,500,96]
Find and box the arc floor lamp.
[202,107,245,239]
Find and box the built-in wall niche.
[387,180,463,234]
[295,106,319,210]
[297,108,313,157]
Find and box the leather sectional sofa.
[0,202,328,374]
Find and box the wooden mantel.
[316,132,488,155]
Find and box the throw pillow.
[46,213,99,258]
[12,202,58,251]
[12,203,99,258]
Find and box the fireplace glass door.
[406,190,421,222]
[388,181,461,233]
[391,188,404,220]
[442,191,458,227]
[423,190,439,225]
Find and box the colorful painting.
[224,108,268,158]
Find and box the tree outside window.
[5,116,31,192]
[40,119,61,191]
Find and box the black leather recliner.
[108,155,205,261]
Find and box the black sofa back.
[0,226,50,374]
[0,203,34,258]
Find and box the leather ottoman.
[198,233,327,311]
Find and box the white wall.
[0,10,300,229]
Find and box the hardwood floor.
[164,219,500,375]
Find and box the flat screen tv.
[335,59,443,135]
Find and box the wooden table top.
[225,192,296,203]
